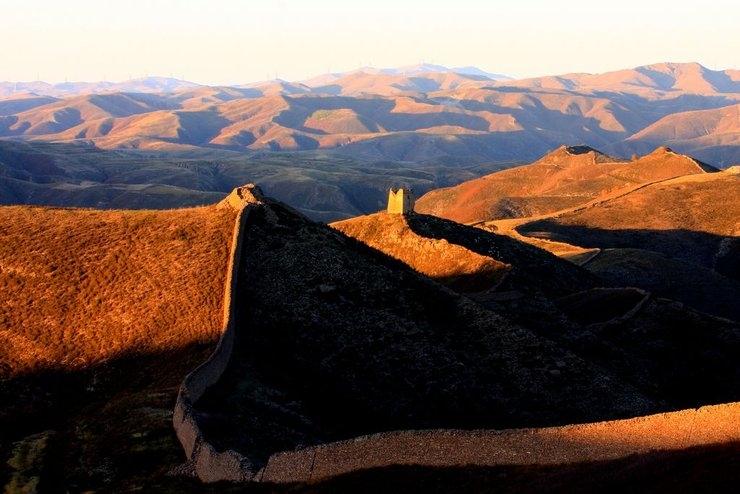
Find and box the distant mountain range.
[0,62,737,167]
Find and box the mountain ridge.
[2,62,736,170]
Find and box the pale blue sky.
[3,0,738,84]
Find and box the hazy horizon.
[5,0,738,86]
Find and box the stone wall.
[255,401,740,483]
[387,188,415,214]
[173,188,740,484]
[172,203,256,482]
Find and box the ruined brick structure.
[387,188,415,214]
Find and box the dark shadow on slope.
[404,213,601,297]
[516,221,740,323]
[403,215,740,409]
[0,342,221,493]
[517,222,740,282]
[582,248,740,322]
[555,292,740,409]
[194,202,660,469]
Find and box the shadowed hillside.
[331,211,599,295]
[517,170,740,275]
[194,197,660,470]
[330,207,740,412]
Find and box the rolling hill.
[517,168,740,282]
[417,143,739,323]
[0,201,236,491]
[415,145,715,224]
[615,103,740,167]
[1,61,739,492]
[1,62,737,168]
[3,184,740,490]
[0,204,235,378]
[0,62,737,221]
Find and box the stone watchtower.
[387,188,415,214]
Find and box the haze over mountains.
[1,62,738,164]
[0,62,738,221]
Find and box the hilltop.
[416,143,740,321]
[194,195,661,470]
[516,168,740,320]
[416,145,715,224]
[330,210,598,295]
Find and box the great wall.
[172,185,740,484]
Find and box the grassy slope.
[0,203,235,491]
[331,212,511,291]
[527,171,740,236]
[0,205,235,378]
[415,146,711,224]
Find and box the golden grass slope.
[529,170,740,236]
[415,146,714,224]
[331,212,510,291]
[0,204,235,378]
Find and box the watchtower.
[387,188,415,214]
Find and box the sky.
[3,0,739,85]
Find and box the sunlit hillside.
[0,204,235,378]
[415,146,714,224]
[2,63,738,168]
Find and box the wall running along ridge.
[257,402,740,482]
[172,196,256,482]
[172,187,740,484]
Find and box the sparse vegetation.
[2,138,739,490]
[0,204,235,379]
[0,202,237,492]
